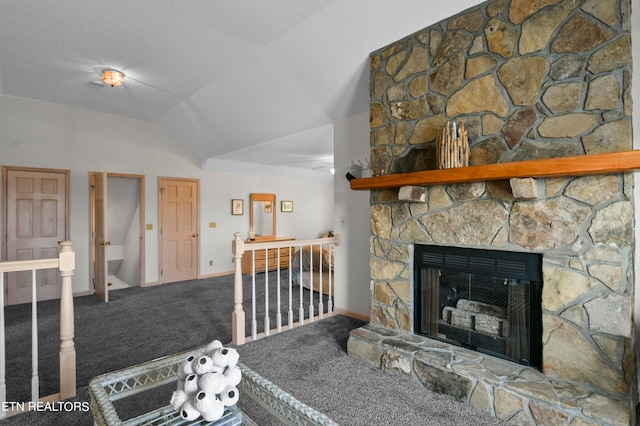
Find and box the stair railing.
[231,233,340,345]
[0,241,76,417]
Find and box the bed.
[290,237,335,295]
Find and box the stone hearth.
[347,0,636,424]
[349,324,631,425]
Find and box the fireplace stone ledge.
[347,323,632,425]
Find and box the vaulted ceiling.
[0,0,481,175]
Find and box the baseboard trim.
[333,307,369,322]
[199,271,233,279]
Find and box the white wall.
[333,111,371,317]
[107,176,141,285]
[0,95,333,295]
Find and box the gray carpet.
[0,274,506,425]
[234,315,506,426]
[3,271,323,404]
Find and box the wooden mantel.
[350,150,640,191]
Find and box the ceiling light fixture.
[102,69,124,87]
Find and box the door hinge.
[160,269,163,276]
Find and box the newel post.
[58,241,76,400]
[232,233,246,345]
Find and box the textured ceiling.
[0,0,481,176]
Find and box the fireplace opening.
[414,245,542,369]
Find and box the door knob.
[192,234,199,237]
[99,241,111,246]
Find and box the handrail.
[0,241,76,418]
[231,233,341,345]
[0,258,59,273]
[239,235,342,251]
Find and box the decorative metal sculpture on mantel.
[436,120,469,169]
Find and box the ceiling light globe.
[102,69,124,87]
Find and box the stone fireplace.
[346,0,636,424]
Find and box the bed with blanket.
[290,241,334,295]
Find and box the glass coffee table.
[89,345,337,425]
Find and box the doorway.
[159,177,199,284]
[2,166,70,305]
[90,172,145,302]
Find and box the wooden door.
[159,178,199,283]
[91,172,109,302]
[4,168,69,305]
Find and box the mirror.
[250,193,276,241]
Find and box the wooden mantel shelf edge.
[350,150,640,191]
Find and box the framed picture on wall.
[281,200,293,212]
[231,199,243,215]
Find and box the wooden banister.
[350,150,640,190]
[58,241,76,400]
[0,241,76,418]
[231,233,246,346]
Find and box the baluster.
[298,245,304,325]
[251,250,257,340]
[318,243,324,319]
[31,269,39,402]
[308,245,314,322]
[276,248,282,333]
[263,248,270,336]
[327,241,333,315]
[0,273,5,419]
[58,241,76,399]
[287,245,293,329]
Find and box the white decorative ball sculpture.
[170,340,242,423]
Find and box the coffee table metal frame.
[89,345,337,426]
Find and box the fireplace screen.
[414,245,542,368]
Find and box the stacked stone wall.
[370,0,632,175]
[361,0,636,421]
